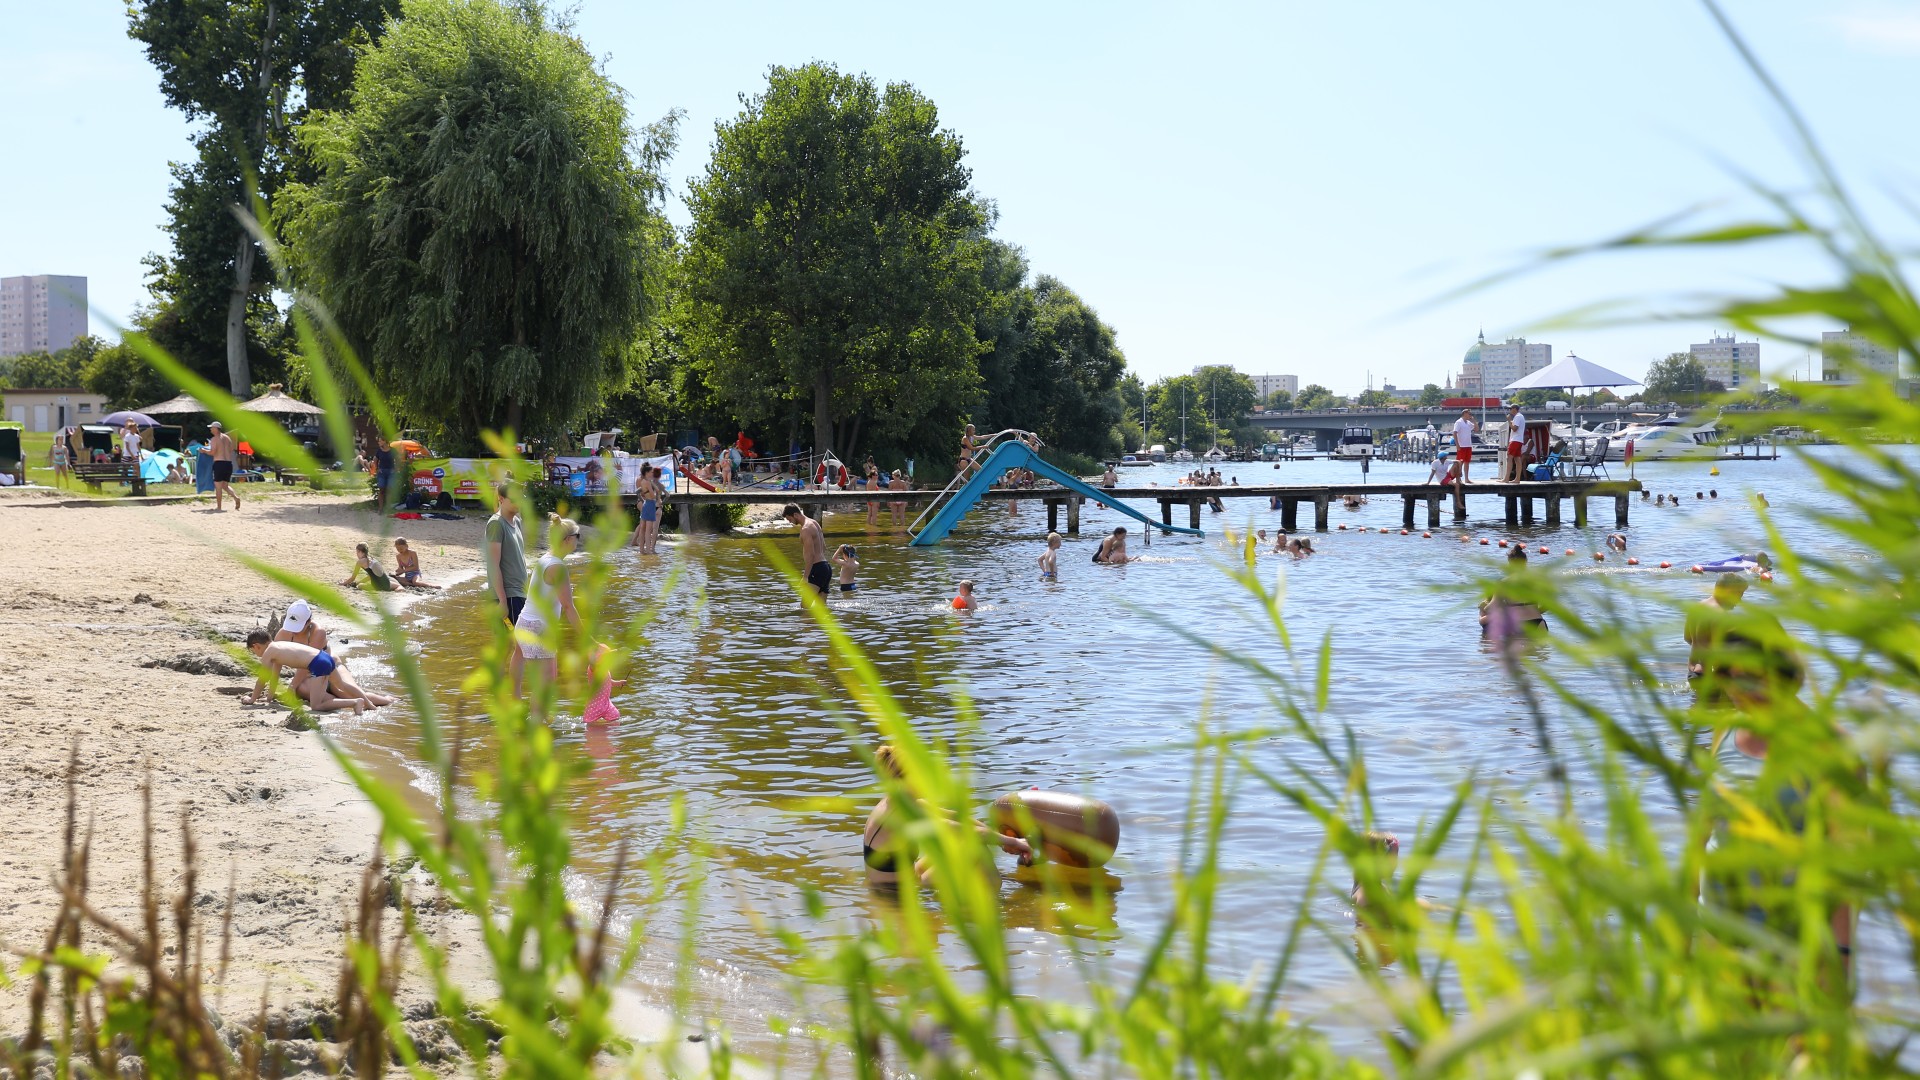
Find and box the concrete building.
[3,387,110,432]
[1,275,88,358]
[1821,327,1901,384]
[1459,331,1552,397]
[1690,333,1763,391]
[1250,373,1298,400]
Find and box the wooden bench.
[73,461,147,496]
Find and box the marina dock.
[660,477,1645,533]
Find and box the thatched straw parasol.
[237,384,326,416]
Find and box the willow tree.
[280,0,674,446]
[681,62,987,462]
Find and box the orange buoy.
[1660,561,1672,569]
[1690,565,1704,573]
[1338,524,1347,530]
[1422,532,1431,538]
[991,790,1120,868]
[1565,548,1575,556]
[1760,571,1774,581]
[1399,529,1408,535]
[1593,552,1605,561]
[1479,538,1490,545]
[1498,540,1508,548]
[1627,557,1639,565]
[1538,546,1549,555]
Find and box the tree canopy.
[1295,384,1337,411]
[680,62,988,463]
[1643,353,1712,401]
[281,0,675,448]
[1418,383,1447,407]
[129,0,398,394]
[974,249,1128,459]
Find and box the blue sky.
[3,1,1914,392]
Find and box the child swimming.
[953,580,977,610]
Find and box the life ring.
[991,790,1120,869]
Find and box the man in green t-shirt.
[485,482,528,627]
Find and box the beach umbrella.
[237,383,326,416]
[139,393,208,416]
[103,410,160,427]
[1504,354,1641,435]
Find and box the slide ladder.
[908,438,1205,546]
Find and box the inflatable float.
[1694,555,1769,575]
[992,790,1120,870]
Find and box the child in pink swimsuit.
[583,643,626,725]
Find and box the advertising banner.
[553,454,675,498]
[407,457,541,499]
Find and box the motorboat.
[1149,444,1168,463]
[1171,447,1195,462]
[1618,414,1721,461]
[1118,454,1153,468]
[1203,446,1228,461]
[1330,426,1375,460]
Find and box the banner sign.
[407,457,540,499]
[553,454,676,497]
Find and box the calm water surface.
[330,448,1906,1054]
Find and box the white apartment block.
[1821,327,1901,384]
[1689,333,1762,391]
[1250,373,1298,399]
[1,275,88,357]
[1476,336,1552,394]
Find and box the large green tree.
[1418,383,1447,407]
[973,243,1127,458]
[130,0,399,394]
[681,62,988,462]
[1643,352,1709,401]
[281,0,676,447]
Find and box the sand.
[0,487,498,1031]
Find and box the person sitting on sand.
[341,543,396,592]
[242,630,394,713]
[952,580,977,610]
[862,744,1031,888]
[832,544,860,592]
[392,538,440,590]
[1038,532,1062,579]
[1093,526,1132,565]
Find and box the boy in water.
[1038,532,1062,579]
[952,580,977,610]
[243,629,394,713]
[341,542,396,591]
[832,544,860,592]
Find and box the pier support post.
[1504,496,1518,526]
[1427,495,1442,528]
[1453,485,1467,520]
[1281,498,1298,532]
[1066,495,1081,535]
[1047,500,1060,534]
[1615,494,1629,528]
[1402,495,1416,529]
[1314,494,1331,531]
[1521,496,1535,525]
[1189,499,1202,530]
[1574,494,1588,528]
[1161,500,1173,528]
[1546,496,1561,526]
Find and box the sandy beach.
[0,486,493,1030]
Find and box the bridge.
[1246,404,1791,445]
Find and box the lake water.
[329,447,1907,1057]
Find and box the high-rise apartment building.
[1821,327,1901,384]
[0,275,88,357]
[1689,333,1762,391]
[1460,332,1551,396]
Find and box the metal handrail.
[906,429,1038,537]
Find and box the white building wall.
[1250,373,1298,399]
[1479,338,1552,393]
[1689,334,1763,391]
[1821,328,1900,383]
[1,275,88,356]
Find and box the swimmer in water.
[1271,531,1288,554]
[863,744,1031,888]
[1709,489,1718,499]
[1351,830,1400,930]
[952,580,977,610]
[1605,533,1627,552]
[1696,491,1704,500]
[1093,526,1132,565]
[1758,492,1770,507]
[832,544,859,592]
[1656,495,1666,507]
[1038,532,1061,579]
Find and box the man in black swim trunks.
[783,502,831,597]
[209,421,240,511]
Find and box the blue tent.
[141,448,184,483]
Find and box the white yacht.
[1149,444,1168,463]
[1171,447,1195,463]
[1617,414,1721,461]
[1330,426,1375,460]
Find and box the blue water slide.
[909,440,1205,546]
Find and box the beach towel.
[393,512,424,520]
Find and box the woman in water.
[1479,544,1547,644]
[863,744,1032,888]
[629,464,665,554]
[515,514,584,709]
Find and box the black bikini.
[862,827,899,874]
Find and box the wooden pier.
[655,478,1644,533]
